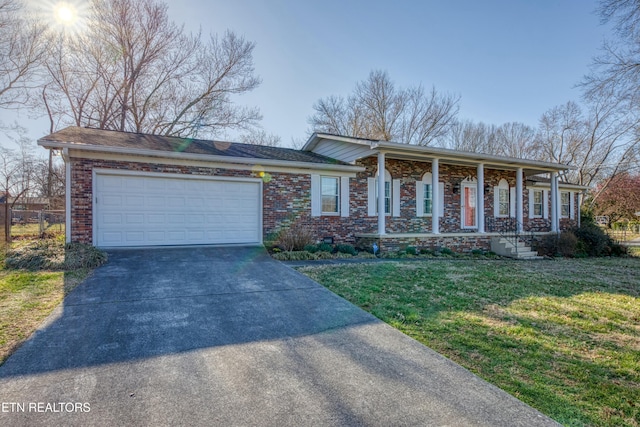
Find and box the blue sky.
[2,0,609,149]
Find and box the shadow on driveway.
[0,247,559,426]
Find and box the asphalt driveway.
[0,247,558,426]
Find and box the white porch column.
[477,163,485,233]
[516,167,523,232]
[550,171,558,233]
[577,191,582,228]
[431,158,440,234]
[377,152,386,235]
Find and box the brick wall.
[355,235,494,253]
[69,155,574,247]
[69,157,363,245]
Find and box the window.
[321,176,339,214]
[375,180,391,214]
[423,183,432,215]
[561,191,570,217]
[368,169,397,217]
[498,188,509,216]
[494,179,512,218]
[312,174,349,218]
[417,172,443,218]
[533,190,543,217]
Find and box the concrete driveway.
[0,247,558,426]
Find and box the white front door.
[462,183,477,228]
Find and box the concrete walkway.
[0,247,559,426]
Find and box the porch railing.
[486,217,535,255]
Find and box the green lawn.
[298,257,640,427]
[11,222,65,238]
[0,236,104,365]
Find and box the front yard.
[298,257,640,427]
[0,236,106,365]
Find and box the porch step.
[491,237,544,260]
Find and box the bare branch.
[39,0,262,138]
[309,70,459,145]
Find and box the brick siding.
[69,156,577,249]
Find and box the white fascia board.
[303,133,376,151]
[305,134,574,173]
[372,141,574,172]
[38,140,364,174]
[527,181,590,190]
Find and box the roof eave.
[38,139,365,173]
[373,141,573,172]
[305,134,574,172]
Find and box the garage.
[94,172,262,247]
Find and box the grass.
[0,234,106,365]
[11,222,65,238]
[298,257,640,427]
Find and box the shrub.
[335,244,357,256]
[5,239,107,271]
[334,252,355,259]
[537,225,627,258]
[271,251,316,261]
[573,224,613,257]
[419,248,433,255]
[405,246,417,256]
[471,249,484,256]
[317,243,334,253]
[610,242,628,256]
[276,226,314,252]
[538,233,579,257]
[303,244,318,253]
[537,234,559,257]
[439,247,454,256]
[557,232,578,257]
[64,243,109,269]
[315,251,334,259]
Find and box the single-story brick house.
[38,127,586,252]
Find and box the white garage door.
[94,173,261,247]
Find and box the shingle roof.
[38,127,349,166]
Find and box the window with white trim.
[533,189,543,217]
[321,176,339,214]
[311,174,349,217]
[561,191,570,218]
[416,172,443,218]
[423,182,433,215]
[498,188,509,216]
[368,169,399,217]
[494,179,510,217]
[375,181,391,214]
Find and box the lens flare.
[55,2,77,26]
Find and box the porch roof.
[304,133,575,176]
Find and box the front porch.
[354,231,556,254]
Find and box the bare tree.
[532,98,638,186]
[41,0,261,138]
[0,147,32,207]
[238,128,281,147]
[30,157,64,199]
[493,122,536,158]
[441,120,498,153]
[309,70,459,145]
[0,0,46,109]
